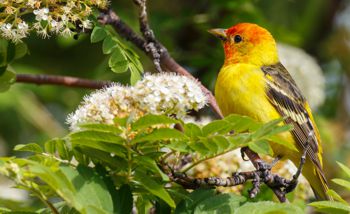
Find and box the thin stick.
[16,73,111,89]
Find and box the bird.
[209,23,330,200]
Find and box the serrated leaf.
[235,201,304,214]
[0,69,15,92]
[91,27,107,43]
[248,140,273,156]
[309,201,350,214]
[132,128,185,144]
[134,170,175,208]
[115,184,133,214]
[132,114,178,130]
[337,162,350,178]
[14,143,43,153]
[102,35,118,54]
[70,130,124,144]
[109,48,128,73]
[332,178,350,191]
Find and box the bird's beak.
[208,28,227,41]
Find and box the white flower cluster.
[133,73,207,117]
[277,43,325,109]
[0,0,107,42]
[67,73,207,131]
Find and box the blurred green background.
[1,0,350,205]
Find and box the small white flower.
[79,20,93,30]
[33,8,49,21]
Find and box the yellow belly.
[215,63,296,158]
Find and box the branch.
[16,73,111,89]
[98,9,224,119]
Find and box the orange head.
[209,23,279,66]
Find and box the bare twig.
[133,0,163,73]
[16,73,111,89]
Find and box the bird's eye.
[234,35,242,43]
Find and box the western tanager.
[210,23,330,200]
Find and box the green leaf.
[115,184,133,214]
[14,143,43,153]
[0,65,7,75]
[44,138,60,154]
[337,162,350,178]
[184,123,203,138]
[235,201,304,214]
[175,189,217,214]
[109,48,128,73]
[134,170,175,208]
[102,35,118,54]
[194,193,246,214]
[208,135,231,153]
[91,26,107,43]
[248,140,273,156]
[252,118,290,139]
[70,130,124,144]
[326,189,348,204]
[55,139,72,160]
[309,201,350,214]
[60,165,114,213]
[0,69,15,92]
[71,139,126,158]
[134,155,169,181]
[132,114,178,130]
[78,123,122,134]
[14,42,28,60]
[202,120,233,136]
[332,178,350,191]
[224,114,261,132]
[27,161,80,210]
[130,63,142,85]
[132,128,185,144]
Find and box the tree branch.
[98,9,224,119]
[16,73,110,89]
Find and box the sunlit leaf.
[309,201,350,214]
[14,143,43,153]
[132,114,178,130]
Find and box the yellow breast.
[215,64,279,121]
[215,63,296,158]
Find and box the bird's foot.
[256,155,281,171]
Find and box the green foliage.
[90,26,143,84]
[0,114,304,213]
[0,39,28,92]
[309,162,350,213]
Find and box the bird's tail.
[302,160,332,201]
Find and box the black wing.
[261,63,323,172]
